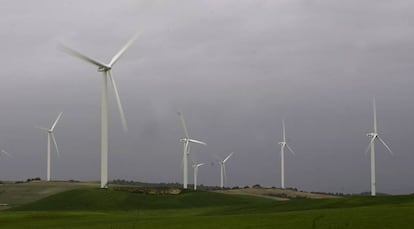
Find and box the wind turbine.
[192,161,204,190]
[58,34,139,188]
[36,112,63,181]
[365,97,393,196]
[178,112,206,189]
[219,152,234,189]
[278,120,295,189]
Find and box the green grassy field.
[0,181,99,209]
[1,187,414,228]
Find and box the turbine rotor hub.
[97,66,111,72]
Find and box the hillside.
[10,186,414,213]
[216,187,338,200]
[0,181,340,210]
[0,181,98,209]
[11,188,275,211]
[2,185,414,228]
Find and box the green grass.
[0,181,98,209]
[2,188,414,228]
[11,188,274,211]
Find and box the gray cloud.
[0,0,413,194]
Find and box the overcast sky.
[0,0,414,194]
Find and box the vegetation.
[1,184,414,228]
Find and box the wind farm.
[36,112,63,181]
[178,112,206,189]
[278,120,295,189]
[192,161,204,190]
[58,34,139,188]
[219,152,234,189]
[365,98,394,196]
[1,1,414,228]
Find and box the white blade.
[223,164,227,185]
[187,143,192,155]
[109,33,140,67]
[108,71,128,132]
[373,97,377,133]
[364,137,376,155]
[178,112,189,139]
[286,144,296,155]
[50,112,63,132]
[0,150,11,158]
[35,125,49,131]
[282,120,286,142]
[223,152,234,163]
[181,142,189,168]
[197,163,205,167]
[51,133,60,156]
[57,44,110,69]
[377,136,394,155]
[188,139,207,146]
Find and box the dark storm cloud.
[0,0,414,194]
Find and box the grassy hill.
[0,181,98,209]
[2,183,414,228]
[10,187,414,213]
[11,188,275,211]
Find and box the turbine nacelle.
[192,163,204,168]
[367,133,377,138]
[98,66,111,72]
[278,141,286,146]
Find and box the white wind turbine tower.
[278,120,295,189]
[219,152,234,189]
[178,112,206,189]
[59,34,139,188]
[365,97,393,196]
[192,161,205,190]
[37,112,63,181]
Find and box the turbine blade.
[108,71,128,132]
[377,136,394,155]
[178,112,189,139]
[223,152,234,163]
[188,139,207,146]
[286,144,296,155]
[223,164,227,185]
[50,112,63,132]
[51,133,60,157]
[109,33,140,67]
[364,137,376,155]
[57,43,109,68]
[282,120,286,142]
[197,163,205,167]
[373,97,377,133]
[187,142,192,154]
[1,150,11,157]
[35,125,49,131]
